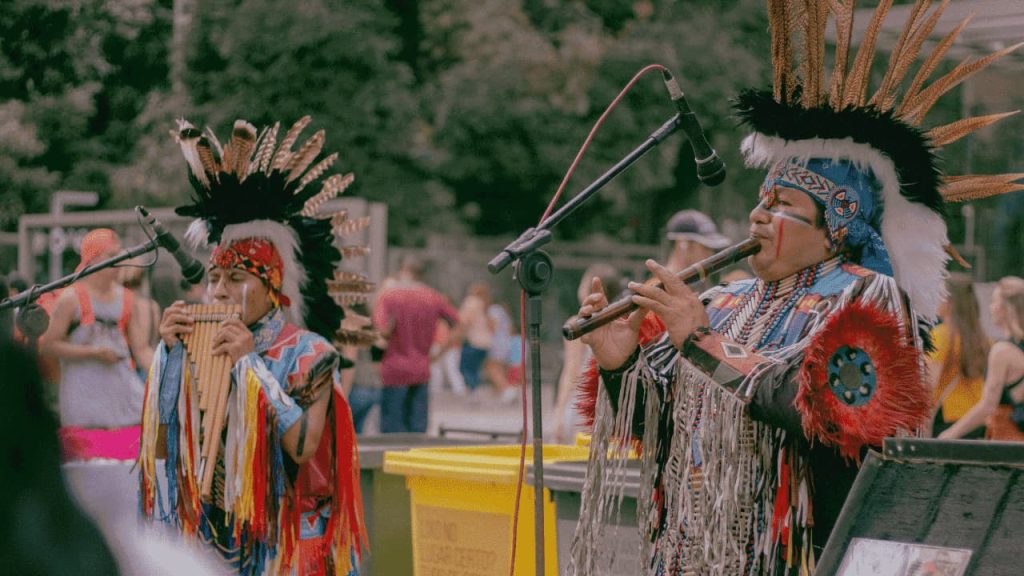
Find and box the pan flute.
[181,303,242,499]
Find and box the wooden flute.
[562,237,761,341]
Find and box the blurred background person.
[504,312,523,395]
[373,255,460,433]
[928,273,989,439]
[939,276,1024,440]
[458,281,494,396]
[429,315,467,396]
[486,299,516,403]
[550,263,624,444]
[7,271,63,406]
[119,260,161,382]
[0,339,225,575]
[39,228,153,464]
[0,338,122,575]
[339,303,383,434]
[0,274,11,339]
[664,209,732,276]
[6,272,28,298]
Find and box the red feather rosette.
[796,301,929,461]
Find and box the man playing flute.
[570,2,1023,574]
[139,116,372,576]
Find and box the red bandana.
[209,238,290,307]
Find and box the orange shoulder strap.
[72,284,94,326]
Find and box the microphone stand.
[0,237,160,348]
[487,111,685,575]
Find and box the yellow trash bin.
[383,444,589,576]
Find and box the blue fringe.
[165,386,180,525]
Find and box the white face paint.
[241,283,249,323]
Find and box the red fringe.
[179,375,201,533]
[278,387,365,575]
[575,312,666,429]
[332,386,367,566]
[279,494,298,574]
[796,301,930,461]
[252,392,269,540]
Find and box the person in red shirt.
[373,256,460,433]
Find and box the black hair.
[0,341,120,574]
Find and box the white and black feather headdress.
[736,0,1023,319]
[173,116,375,346]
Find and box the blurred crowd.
[2,211,1023,572]
[5,214,1024,448]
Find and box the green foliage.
[0,0,172,227]
[179,0,459,244]
[1,0,1020,281]
[421,0,769,242]
[0,100,59,227]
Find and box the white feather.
[184,219,210,251]
[741,132,949,319]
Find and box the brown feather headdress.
[740,0,1022,318]
[174,116,377,347]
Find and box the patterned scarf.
[209,237,290,307]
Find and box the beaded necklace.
[721,256,842,348]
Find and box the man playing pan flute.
[569,2,1023,575]
[139,116,375,576]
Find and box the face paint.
[756,199,816,228]
[771,209,815,227]
[242,283,249,323]
[775,217,785,259]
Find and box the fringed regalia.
[570,1,1023,574]
[138,116,376,575]
[572,263,929,576]
[139,309,363,575]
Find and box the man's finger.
[630,294,666,316]
[221,318,245,330]
[627,280,668,306]
[645,259,689,295]
[583,293,608,311]
[627,308,647,331]
[167,313,193,325]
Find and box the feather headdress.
[173,116,375,345]
[737,0,1023,319]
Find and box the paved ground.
[358,382,564,442]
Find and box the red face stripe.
[775,217,785,259]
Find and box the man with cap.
[569,1,1022,574]
[663,209,732,274]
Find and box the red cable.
[507,62,668,576]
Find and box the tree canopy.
[1,0,1020,276]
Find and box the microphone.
[662,70,726,186]
[137,206,205,284]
